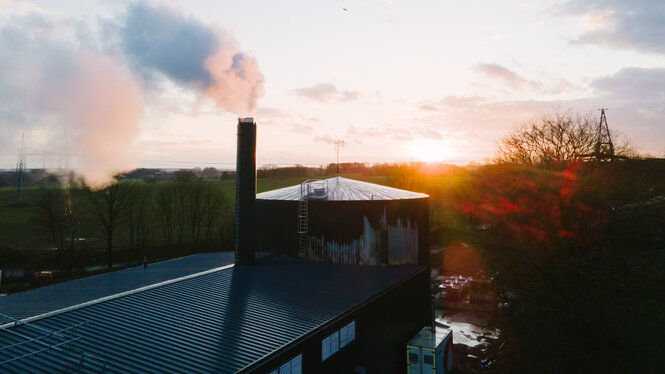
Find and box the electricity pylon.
[15,133,26,203]
[593,108,615,161]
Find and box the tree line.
[31,171,231,273]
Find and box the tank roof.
[256,176,428,201]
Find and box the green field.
[0,174,392,271]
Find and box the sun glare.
[407,140,455,163]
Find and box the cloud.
[339,124,445,144]
[293,83,360,103]
[289,123,314,134]
[592,67,665,100]
[255,107,290,117]
[314,135,336,144]
[475,63,544,90]
[553,0,665,54]
[420,96,488,111]
[120,3,264,113]
[415,67,665,157]
[418,103,439,112]
[0,0,44,16]
[418,128,442,140]
[121,3,216,86]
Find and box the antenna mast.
[334,139,344,176]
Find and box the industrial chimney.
[235,117,256,265]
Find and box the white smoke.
[0,2,264,185]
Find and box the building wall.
[256,199,299,256]
[256,198,430,267]
[247,267,432,374]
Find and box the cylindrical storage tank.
[256,177,429,266]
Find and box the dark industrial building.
[0,118,435,373]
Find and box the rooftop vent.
[300,179,329,200]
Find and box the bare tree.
[32,187,80,272]
[89,182,123,269]
[187,180,228,250]
[201,183,228,246]
[155,185,175,247]
[496,109,631,165]
[174,183,187,246]
[122,183,150,255]
[155,181,189,249]
[188,180,206,250]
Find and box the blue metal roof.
[0,254,422,373]
[0,252,235,320]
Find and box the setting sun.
[407,140,457,163]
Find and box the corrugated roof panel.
[0,255,422,373]
[256,177,428,201]
[0,252,235,320]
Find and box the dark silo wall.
[256,199,300,257]
[256,197,429,267]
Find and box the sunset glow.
[0,0,663,182]
[407,140,459,163]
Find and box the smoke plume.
[0,21,142,186]
[49,50,143,186]
[0,2,264,185]
[120,3,264,113]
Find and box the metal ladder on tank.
[297,197,309,257]
[297,179,328,258]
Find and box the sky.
[0,0,664,183]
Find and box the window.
[289,355,302,374]
[322,335,330,360]
[270,354,302,374]
[321,331,339,361]
[423,354,434,365]
[409,353,419,364]
[340,325,348,348]
[322,320,356,361]
[340,321,355,348]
